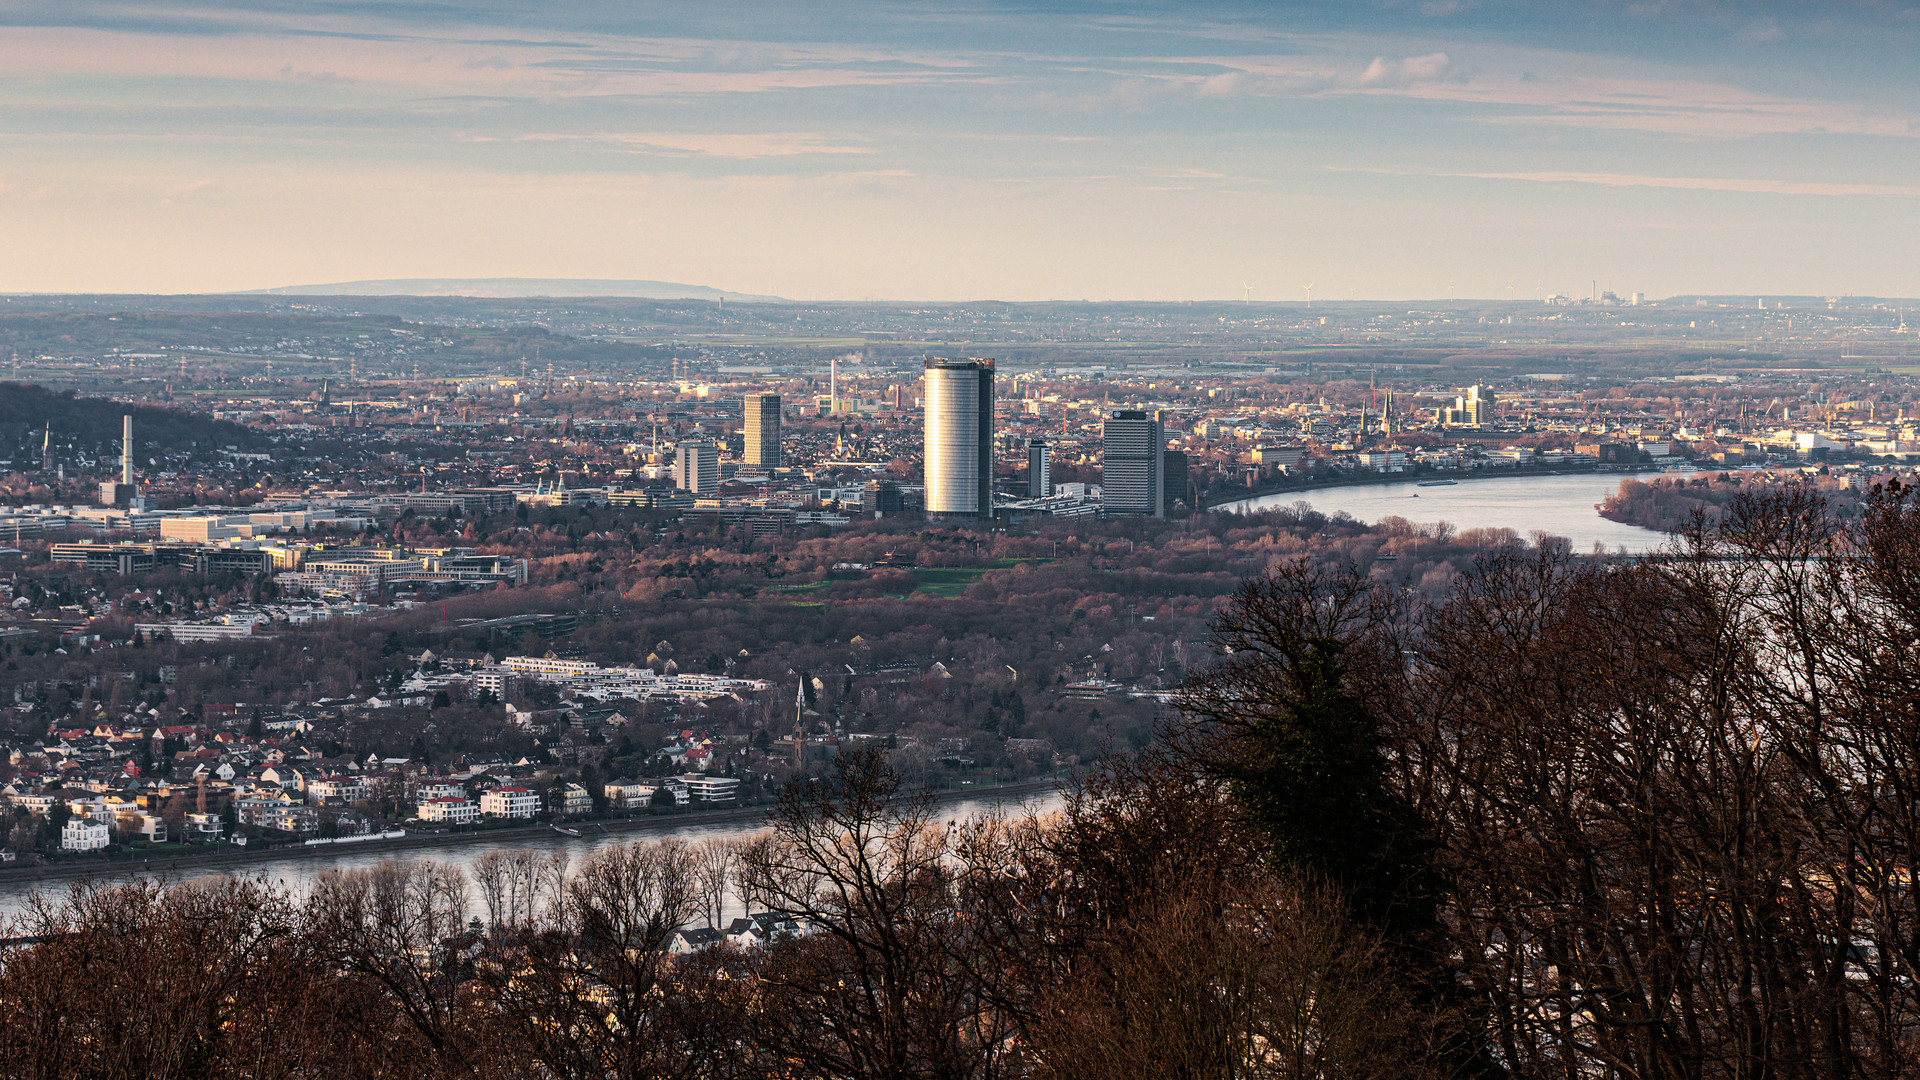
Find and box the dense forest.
[8,480,1920,1077]
[0,382,269,465]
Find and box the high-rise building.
[1463,385,1494,428]
[743,392,782,470]
[1162,449,1188,513]
[1102,410,1164,517]
[863,479,903,517]
[923,358,994,520]
[1026,439,1051,498]
[675,441,719,494]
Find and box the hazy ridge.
[240,278,788,303]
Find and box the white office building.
[675,441,720,494]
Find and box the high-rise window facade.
[1102,410,1164,517]
[743,392,782,469]
[1027,439,1051,498]
[923,358,994,519]
[675,441,719,494]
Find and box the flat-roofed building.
[479,786,540,819]
[743,392,782,470]
[675,441,720,494]
[1102,410,1164,517]
[923,358,995,520]
[680,774,741,804]
[1027,439,1051,498]
[418,796,479,825]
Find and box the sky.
[3,0,1920,301]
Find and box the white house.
[679,774,740,804]
[602,778,653,809]
[183,812,224,842]
[478,786,539,819]
[306,776,368,806]
[61,818,110,852]
[418,796,479,825]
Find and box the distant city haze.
[3,1,1918,299]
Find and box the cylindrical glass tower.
[923,358,994,519]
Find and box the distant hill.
[242,278,788,303]
[0,383,268,466]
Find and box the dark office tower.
[1102,409,1164,517]
[1162,449,1188,513]
[1027,439,1051,498]
[863,479,903,517]
[743,392,782,469]
[923,357,994,520]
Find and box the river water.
[0,788,1063,924]
[1222,472,1668,554]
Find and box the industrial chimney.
[100,414,138,508]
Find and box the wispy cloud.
[4,0,1920,297]
[1337,166,1920,196]
[493,132,872,159]
[1358,51,1452,87]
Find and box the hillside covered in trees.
[7,482,1920,1077]
[0,382,270,467]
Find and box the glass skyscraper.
[923,358,994,519]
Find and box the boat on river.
[1417,479,1458,487]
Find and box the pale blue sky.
[3,1,1917,300]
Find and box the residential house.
[61,818,110,851]
[478,786,539,819]
[419,796,479,825]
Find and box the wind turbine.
[1302,282,1315,309]
[1243,283,1253,303]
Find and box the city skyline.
[4,1,1920,300]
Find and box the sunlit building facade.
[923,358,994,520]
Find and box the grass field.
[911,567,990,597]
[911,558,1048,597]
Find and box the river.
[1221,472,1668,554]
[0,788,1064,924]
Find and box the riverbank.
[0,775,1067,887]
[1204,462,1664,512]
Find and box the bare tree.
[473,848,568,933]
[302,859,485,1075]
[1026,877,1433,1080]
[691,836,737,929]
[738,747,1009,1080]
[480,837,708,1080]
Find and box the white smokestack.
[122,414,132,486]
